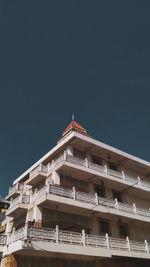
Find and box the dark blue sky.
[0,1,150,197]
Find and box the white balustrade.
[6,225,150,255]
[27,153,150,191]
[66,155,85,167]
[8,194,30,213]
[8,183,24,197]
[76,191,96,204]
[47,185,150,221]
[30,164,48,178]
[109,236,128,251]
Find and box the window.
[100,220,110,234]
[91,155,102,165]
[94,184,105,197]
[113,190,122,202]
[119,223,128,237]
[108,162,117,171]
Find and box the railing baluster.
[105,233,110,249]
[47,181,50,194]
[55,225,59,243]
[133,203,137,215]
[104,165,108,175]
[85,158,89,168]
[126,236,130,251]
[63,151,67,161]
[72,187,76,200]
[122,170,125,180]
[145,240,149,253]
[95,193,99,205]
[82,229,86,246]
[115,198,119,211]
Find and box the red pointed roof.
[62,120,92,138]
[62,120,86,136]
[57,119,92,143]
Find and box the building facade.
[0,120,150,267]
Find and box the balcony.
[6,194,30,217]
[6,224,150,259]
[5,183,24,201]
[27,164,48,186]
[34,185,150,223]
[26,153,150,194]
[54,154,150,193]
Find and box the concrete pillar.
[6,255,17,267]
[52,171,60,185]
[33,205,42,228]
[0,257,7,267]
[66,145,73,156]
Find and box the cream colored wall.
[125,193,150,209]
[129,222,150,241]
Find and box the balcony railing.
[7,226,25,244]
[6,183,24,201]
[29,164,48,178]
[35,184,150,221]
[8,183,24,195]
[28,153,150,191]
[7,194,30,214]
[6,224,150,256]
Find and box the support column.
[33,205,42,228]
[0,257,7,267]
[52,171,60,185]
[6,255,17,267]
[66,145,73,156]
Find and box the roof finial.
[72,114,74,121]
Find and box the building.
[0,197,9,265]
[0,119,150,267]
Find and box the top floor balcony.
[55,153,150,194]
[26,152,150,194]
[5,183,24,201]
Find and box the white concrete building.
[0,120,150,267]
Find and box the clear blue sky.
[0,1,150,197]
